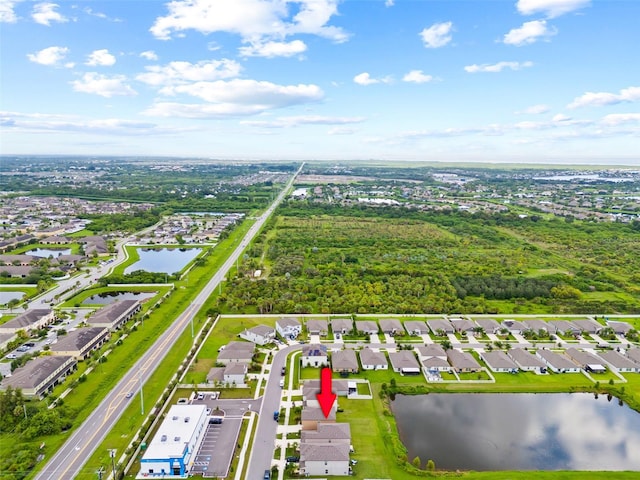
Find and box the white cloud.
[519,104,550,114]
[402,70,433,84]
[517,0,590,18]
[328,127,356,135]
[0,111,184,136]
[464,61,533,73]
[241,115,365,128]
[568,86,640,108]
[239,40,307,58]
[140,51,159,61]
[552,113,572,122]
[71,73,137,98]
[419,21,453,48]
[83,7,122,22]
[32,2,67,26]
[26,46,70,67]
[504,20,556,46]
[385,0,394,7]
[86,49,116,67]
[143,79,323,118]
[150,0,348,44]
[353,72,391,86]
[601,113,640,125]
[0,0,22,23]
[137,59,241,89]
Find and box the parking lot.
[188,396,262,478]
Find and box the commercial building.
[138,405,208,478]
[0,355,76,398]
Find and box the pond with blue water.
[392,393,640,471]
[83,291,156,305]
[124,247,202,274]
[26,248,71,258]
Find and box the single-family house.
[564,347,607,373]
[331,349,359,374]
[303,379,350,404]
[597,350,640,373]
[358,347,387,370]
[306,319,329,336]
[389,351,421,375]
[427,319,454,336]
[404,320,429,336]
[571,319,603,334]
[379,319,403,335]
[301,344,329,368]
[523,319,553,334]
[0,355,76,398]
[331,319,353,336]
[421,356,451,372]
[301,405,336,431]
[217,341,255,365]
[480,351,518,373]
[301,422,351,445]
[626,348,640,364]
[549,320,581,336]
[0,309,56,334]
[50,327,110,360]
[507,348,547,374]
[355,321,379,335]
[502,320,527,335]
[475,318,502,335]
[536,349,581,373]
[239,325,275,345]
[446,349,482,373]
[276,317,302,339]
[450,318,477,336]
[223,363,247,385]
[206,367,224,384]
[299,443,350,477]
[607,321,633,335]
[415,344,447,362]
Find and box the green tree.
[427,459,435,471]
[412,456,421,469]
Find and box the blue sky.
[1,0,639,163]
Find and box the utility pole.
[108,449,116,480]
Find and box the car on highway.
[125,392,133,398]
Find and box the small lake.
[124,248,202,274]
[392,393,640,471]
[26,248,71,258]
[0,291,25,304]
[83,291,156,305]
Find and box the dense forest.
[216,202,640,315]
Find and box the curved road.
[34,165,302,480]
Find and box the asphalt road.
[245,344,302,480]
[34,166,301,480]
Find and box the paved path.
[34,166,302,480]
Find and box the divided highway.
[34,165,302,480]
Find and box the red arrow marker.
[316,367,337,418]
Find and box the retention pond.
[392,393,640,471]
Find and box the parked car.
[263,470,271,479]
[286,456,300,463]
[197,393,204,400]
[6,353,17,359]
[281,366,286,376]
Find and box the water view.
[26,248,72,258]
[392,393,640,471]
[124,247,202,274]
[0,291,25,304]
[83,291,156,305]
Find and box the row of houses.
[300,342,640,377]
[206,341,255,386]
